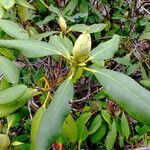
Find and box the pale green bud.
[58,16,67,32]
[73,28,91,62]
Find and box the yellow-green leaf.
[0,56,19,84]
[0,0,15,10]
[0,84,27,104]
[0,19,29,39]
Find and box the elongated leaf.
[69,24,106,33]
[36,14,56,26]
[7,113,22,128]
[31,107,45,150]
[0,5,5,19]
[64,0,78,15]
[16,0,35,10]
[49,4,61,15]
[35,79,74,150]
[0,88,37,118]
[89,114,102,135]
[62,114,78,143]
[91,122,107,143]
[76,112,91,143]
[0,79,9,91]
[0,84,27,104]
[80,0,88,22]
[0,19,29,39]
[121,113,130,139]
[140,80,150,88]
[0,40,61,58]
[0,0,15,10]
[90,35,120,62]
[0,56,19,84]
[105,120,117,150]
[49,35,71,56]
[92,67,150,126]
[101,110,111,129]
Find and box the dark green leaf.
[89,114,102,135]
[90,122,107,143]
[101,110,111,129]
[105,120,117,150]
[62,114,78,143]
[121,113,130,139]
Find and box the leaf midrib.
[96,69,150,107]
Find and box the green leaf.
[49,35,71,57]
[64,0,78,15]
[7,113,22,128]
[126,63,139,75]
[76,112,92,125]
[90,4,103,21]
[0,40,61,58]
[0,5,5,19]
[16,0,35,10]
[76,112,91,143]
[49,4,61,15]
[121,113,130,139]
[90,35,120,62]
[36,14,56,26]
[30,31,58,40]
[0,84,27,104]
[17,5,28,23]
[62,114,78,144]
[77,124,89,143]
[35,79,74,150]
[115,54,131,66]
[0,19,29,39]
[90,122,107,143]
[69,23,106,33]
[140,32,150,40]
[0,56,19,84]
[0,78,9,91]
[140,80,150,88]
[80,0,89,22]
[0,134,10,149]
[141,66,148,80]
[0,88,37,118]
[0,0,15,10]
[101,110,111,129]
[31,107,45,150]
[92,67,150,126]
[105,120,117,150]
[89,114,102,135]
